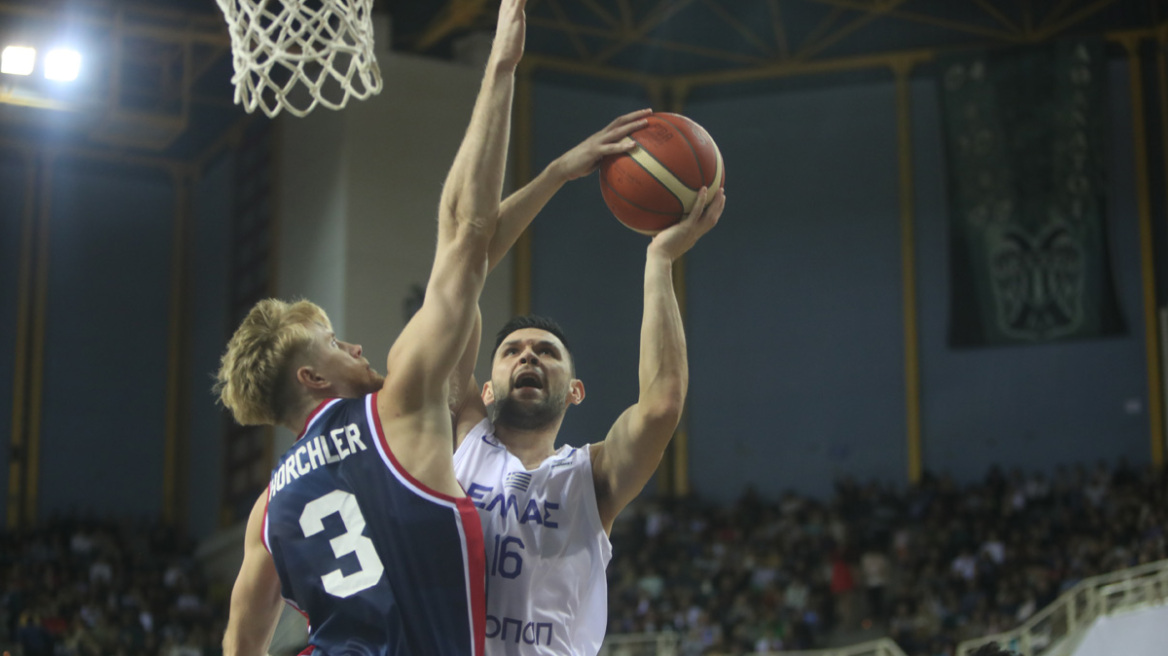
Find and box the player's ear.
[297,366,328,390]
[568,379,585,405]
[482,380,495,405]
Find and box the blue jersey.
[262,393,485,656]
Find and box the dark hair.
[494,315,572,358]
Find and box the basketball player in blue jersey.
[448,191,726,653]
[214,2,531,655]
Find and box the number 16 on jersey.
[490,534,524,579]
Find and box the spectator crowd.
[0,519,224,656]
[0,459,1162,656]
[606,459,1167,655]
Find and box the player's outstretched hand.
[554,109,653,181]
[492,0,527,69]
[647,186,725,261]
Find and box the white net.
[216,0,383,118]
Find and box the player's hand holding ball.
[648,186,725,262]
[552,109,653,181]
[599,113,726,235]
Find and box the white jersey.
[454,419,612,656]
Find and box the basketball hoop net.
[215,0,383,118]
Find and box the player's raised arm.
[591,187,726,531]
[223,491,283,656]
[485,109,652,270]
[382,0,526,415]
[449,111,653,443]
[437,0,525,242]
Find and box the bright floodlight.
[44,48,81,82]
[1,46,36,76]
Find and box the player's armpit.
[450,308,489,450]
[223,491,285,656]
[447,307,482,415]
[591,402,681,532]
[454,384,489,451]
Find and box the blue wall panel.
[187,155,233,537]
[36,162,173,519]
[684,82,906,500]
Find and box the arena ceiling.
[395,0,1164,73]
[0,0,1162,159]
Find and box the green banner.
[939,38,1124,347]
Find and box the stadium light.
[1,45,36,76]
[44,48,81,82]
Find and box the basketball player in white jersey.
[450,186,725,654]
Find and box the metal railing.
[760,637,909,656]
[599,633,908,656]
[956,558,1168,656]
[600,560,1168,656]
[599,631,679,656]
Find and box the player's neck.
[281,393,332,436]
[493,421,562,470]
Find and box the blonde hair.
[214,299,332,426]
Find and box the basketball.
[599,113,725,235]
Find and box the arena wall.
[0,50,1157,533]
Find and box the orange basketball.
[599,113,725,235]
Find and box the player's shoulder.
[317,394,375,424]
[545,441,594,475]
[457,417,500,450]
[454,417,502,472]
[281,395,373,459]
[584,438,604,467]
[301,395,352,424]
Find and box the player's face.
[489,328,574,429]
[307,324,385,398]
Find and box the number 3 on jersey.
[300,490,385,598]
